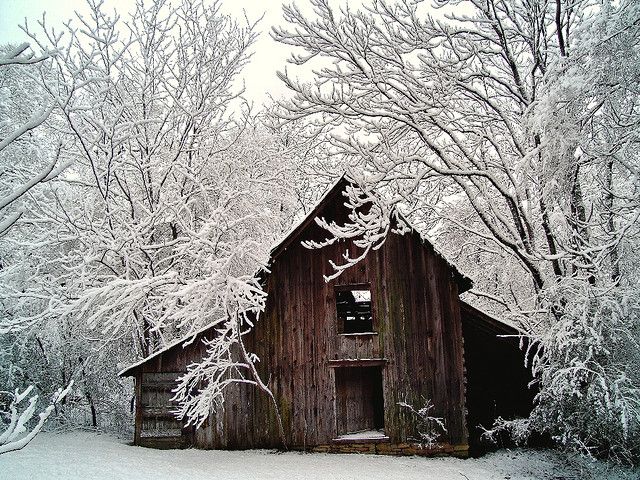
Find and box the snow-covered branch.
[0,42,51,66]
[0,382,73,455]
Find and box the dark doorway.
[335,367,384,436]
[460,303,537,455]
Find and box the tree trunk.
[603,159,621,283]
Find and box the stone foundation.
[304,441,469,457]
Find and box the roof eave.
[459,300,522,336]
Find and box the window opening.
[336,287,373,333]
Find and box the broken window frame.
[335,284,375,335]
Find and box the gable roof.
[270,174,472,292]
[119,175,472,376]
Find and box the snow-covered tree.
[272,0,640,461]
[523,2,640,461]
[0,44,61,235]
[0,9,131,435]
[0,0,309,434]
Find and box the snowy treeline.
[1,0,639,464]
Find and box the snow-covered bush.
[398,398,447,448]
[481,416,532,448]
[528,280,640,462]
[484,280,640,462]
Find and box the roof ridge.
[268,174,347,259]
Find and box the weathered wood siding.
[240,194,468,449]
[133,337,206,448]
[133,333,256,449]
[130,183,469,451]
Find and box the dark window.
[336,287,373,333]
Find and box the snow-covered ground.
[1,432,637,480]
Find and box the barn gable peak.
[269,174,351,260]
[119,175,473,378]
[267,175,472,292]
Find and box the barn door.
[335,367,384,436]
[139,372,190,448]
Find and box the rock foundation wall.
[305,442,469,457]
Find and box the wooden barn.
[119,177,534,456]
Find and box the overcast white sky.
[0,0,318,105]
